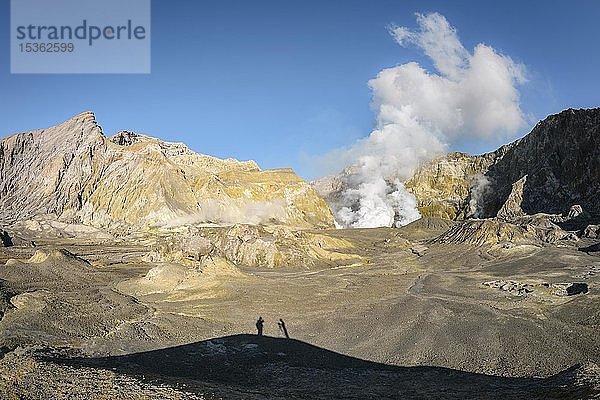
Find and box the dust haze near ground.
[0,217,598,399]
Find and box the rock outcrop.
[496,175,527,221]
[0,230,12,247]
[433,218,575,246]
[482,280,589,297]
[403,152,499,220]
[0,112,334,233]
[316,108,600,228]
[143,224,362,269]
[407,108,600,224]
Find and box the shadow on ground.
[579,242,600,253]
[46,334,598,400]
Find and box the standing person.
[278,318,289,338]
[256,317,264,336]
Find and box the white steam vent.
[319,12,527,228]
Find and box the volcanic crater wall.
[405,108,600,221]
[0,112,334,232]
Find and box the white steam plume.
[159,199,288,228]
[468,174,491,218]
[322,12,527,228]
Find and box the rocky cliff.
[403,152,499,220]
[406,108,600,223]
[317,108,600,226]
[0,112,334,234]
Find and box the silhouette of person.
[278,318,289,338]
[256,317,264,336]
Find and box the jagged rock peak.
[313,107,600,229]
[108,130,261,171]
[0,112,334,232]
[73,110,97,124]
[109,130,180,148]
[497,175,527,221]
[57,110,103,136]
[404,107,600,225]
[110,130,144,146]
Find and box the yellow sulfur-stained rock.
[0,112,334,234]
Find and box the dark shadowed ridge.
[481,108,600,222]
[44,334,599,400]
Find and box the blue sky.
[1,0,599,179]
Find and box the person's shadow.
[43,334,596,399]
[277,318,289,338]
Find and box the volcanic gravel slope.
[0,219,599,398]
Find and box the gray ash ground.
[0,220,599,399]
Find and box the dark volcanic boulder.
[0,230,12,247]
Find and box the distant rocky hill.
[407,108,600,222]
[317,108,600,227]
[0,112,334,235]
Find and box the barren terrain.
[0,218,598,399]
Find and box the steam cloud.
[468,174,491,218]
[160,199,288,228]
[324,12,527,228]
